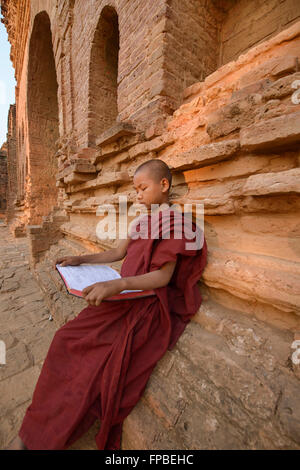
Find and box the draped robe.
[18,208,207,450]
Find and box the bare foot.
[5,435,27,450]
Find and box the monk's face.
[133,170,169,210]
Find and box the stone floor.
[0,223,99,450]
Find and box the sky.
[0,13,16,148]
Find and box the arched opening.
[88,6,119,145]
[27,11,59,224]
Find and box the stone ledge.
[64,172,96,185]
[261,72,300,101]
[26,225,43,235]
[66,170,131,194]
[60,222,100,245]
[203,21,300,89]
[128,132,175,160]
[162,139,240,171]
[65,197,119,213]
[58,162,97,181]
[240,111,300,151]
[203,248,300,314]
[182,53,298,108]
[93,134,143,164]
[238,55,299,89]
[242,168,300,196]
[95,122,136,147]
[230,78,272,103]
[59,222,122,253]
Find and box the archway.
[27,11,59,224]
[88,6,119,145]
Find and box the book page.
[56,264,121,291]
[56,264,142,293]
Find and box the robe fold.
[18,208,207,450]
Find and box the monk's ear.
[161,177,169,193]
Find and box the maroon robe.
[18,209,207,450]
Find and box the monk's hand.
[55,255,82,268]
[82,279,124,306]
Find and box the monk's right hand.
[55,256,82,268]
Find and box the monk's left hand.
[82,279,124,306]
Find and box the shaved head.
[134,159,172,190]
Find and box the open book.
[55,264,156,301]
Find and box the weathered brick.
[163,139,240,171]
[242,168,300,196]
[240,111,300,151]
[262,72,300,101]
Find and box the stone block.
[207,94,262,139]
[96,122,136,147]
[176,326,277,421]
[64,172,95,184]
[183,82,204,101]
[30,239,49,253]
[163,139,240,171]
[235,194,300,214]
[240,111,300,151]
[242,168,300,196]
[76,147,98,160]
[238,56,298,89]
[203,249,300,313]
[262,72,300,101]
[270,55,298,78]
[197,297,294,372]
[70,162,96,173]
[58,162,96,180]
[127,132,174,160]
[26,225,43,235]
[231,78,272,102]
[66,170,130,194]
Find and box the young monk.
[7,158,207,450]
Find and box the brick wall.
[220,0,300,65]
[6,105,17,225]
[162,0,225,109]
[0,143,8,215]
